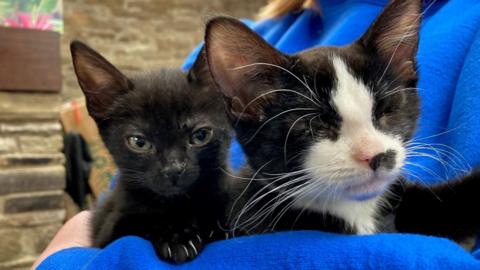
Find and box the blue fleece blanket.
[39,232,480,270]
[40,0,480,269]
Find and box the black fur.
[71,41,231,263]
[395,169,480,242]
[206,0,480,242]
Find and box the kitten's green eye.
[126,135,153,153]
[190,128,213,146]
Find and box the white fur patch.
[331,57,375,132]
[294,195,380,234]
[294,56,407,233]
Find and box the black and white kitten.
[70,41,231,263]
[205,0,480,242]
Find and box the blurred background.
[0,0,263,269]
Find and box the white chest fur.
[293,196,381,234]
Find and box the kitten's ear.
[187,47,211,85]
[205,17,289,120]
[70,40,133,120]
[358,0,421,81]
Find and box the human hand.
[32,211,92,269]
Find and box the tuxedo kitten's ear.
[358,0,421,81]
[205,17,289,120]
[70,40,133,120]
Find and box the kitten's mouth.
[161,186,188,197]
[343,172,396,201]
[152,185,188,197]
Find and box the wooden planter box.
[0,26,61,92]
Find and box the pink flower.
[4,12,53,30]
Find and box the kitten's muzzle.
[162,161,187,184]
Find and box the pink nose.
[353,151,379,165]
[352,135,384,165]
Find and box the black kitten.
[71,41,231,263]
[205,0,480,242]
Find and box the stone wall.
[0,1,263,269]
[0,92,65,269]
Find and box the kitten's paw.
[153,229,203,264]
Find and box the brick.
[4,191,64,214]
[0,153,64,167]
[18,134,63,153]
[0,229,22,262]
[0,256,36,270]
[0,121,62,135]
[0,166,65,195]
[0,92,61,121]
[0,209,66,227]
[0,137,17,153]
[0,223,61,264]
[32,223,63,254]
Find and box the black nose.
[162,162,186,182]
[369,150,397,171]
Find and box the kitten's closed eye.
[126,135,154,153]
[190,127,213,146]
[378,102,394,115]
[375,98,400,122]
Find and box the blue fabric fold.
[40,232,480,270]
[42,0,480,269]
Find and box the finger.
[32,211,92,269]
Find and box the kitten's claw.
[167,245,172,259]
[188,240,198,256]
[196,234,202,244]
[182,244,189,258]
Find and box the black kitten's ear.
[187,47,211,85]
[205,17,289,120]
[358,0,421,81]
[70,40,133,120]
